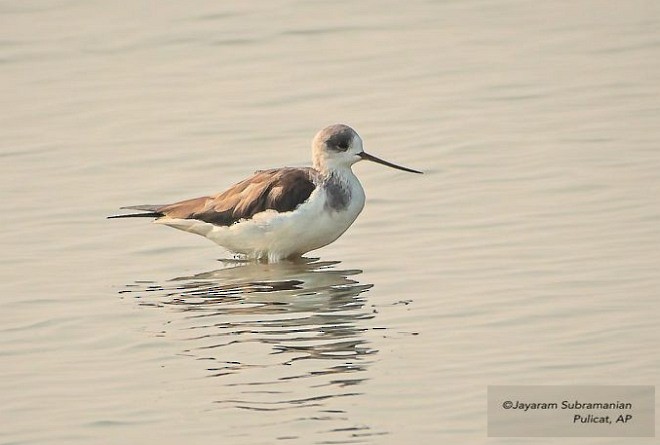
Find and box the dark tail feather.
[107,204,164,219]
[107,212,163,219]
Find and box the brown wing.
[157,167,318,226]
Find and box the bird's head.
[312,124,422,175]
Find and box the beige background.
[2,1,659,444]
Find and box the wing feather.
[157,167,318,226]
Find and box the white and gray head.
[311,124,423,174]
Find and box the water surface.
[2,0,659,443]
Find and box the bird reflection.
[120,258,378,412]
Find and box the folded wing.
[152,167,318,226]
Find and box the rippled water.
[119,259,382,441]
[2,0,659,444]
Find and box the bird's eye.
[326,133,352,152]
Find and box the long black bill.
[358,151,423,174]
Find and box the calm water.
[2,0,659,443]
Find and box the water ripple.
[119,258,382,438]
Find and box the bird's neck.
[318,165,357,183]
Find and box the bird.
[109,124,422,262]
